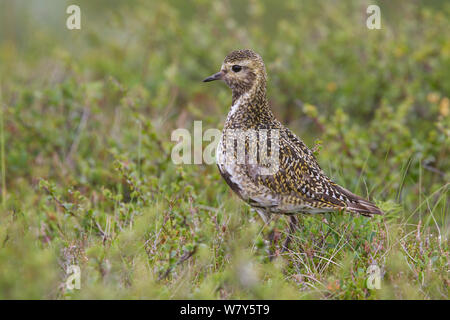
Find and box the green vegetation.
[0,0,448,299]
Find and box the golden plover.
[203,49,383,247]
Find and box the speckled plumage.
[204,49,383,221]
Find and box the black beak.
[202,71,223,82]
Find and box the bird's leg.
[256,208,280,261]
[256,208,271,224]
[281,215,298,253]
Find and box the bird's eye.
[232,65,242,72]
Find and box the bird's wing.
[246,126,383,216]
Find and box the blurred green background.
[0,0,448,299]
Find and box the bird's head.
[203,49,267,99]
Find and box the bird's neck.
[227,79,275,128]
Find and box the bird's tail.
[346,198,384,217]
[336,186,384,217]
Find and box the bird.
[203,49,383,250]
